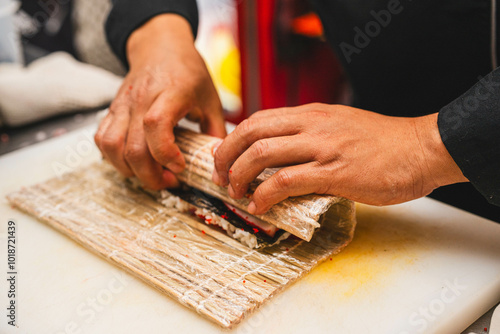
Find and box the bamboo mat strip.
[7,162,355,328]
[173,127,343,241]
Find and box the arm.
[105,0,199,68]
[212,104,467,215]
[96,3,226,190]
[214,68,500,214]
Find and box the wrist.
[126,14,196,68]
[414,113,468,189]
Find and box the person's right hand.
[95,14,226,190]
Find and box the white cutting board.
[1,122,500,334]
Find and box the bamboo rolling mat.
[7,162,356,328]
[174,127,344,242]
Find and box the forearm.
[106,0,199,67]
[126,14,196,69]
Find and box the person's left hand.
[212,103,467,215]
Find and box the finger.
[227,135,317,199]
[199,100,227,139]
[95,78,137,169]
[94,111,113,158]
[213,114,305,186]
[97,106,134,177]
[248,162,328,215]
[143,92,188,173]
[125,111,178,190]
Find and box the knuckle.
[143,111,161,129]
[237,118,254,135]
[109,100,121,113]
[109,100,127,114]
[274,170,293,189]
[100,135,123,154]
[309,108,326,118]
[250,140,270,161]
[124,143,146,163]
[306,103,329,116]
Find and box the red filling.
[189,203,279,238]
[223,203,278,237]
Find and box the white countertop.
[1,122,500,334]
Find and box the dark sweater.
[106,0,500,222]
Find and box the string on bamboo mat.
[173,127,344,241]
[7,161,356,328]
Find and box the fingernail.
[247,201,256,215]
[166,162,184,174]
[212,170,220,185]
[212,140,222,156]
[228,184,235,198]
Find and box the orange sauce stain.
[305,205,423,299]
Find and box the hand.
[95,14,226,190]
[212,103,468,214]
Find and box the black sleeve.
[438,68,500,206]
[105,0,199,68]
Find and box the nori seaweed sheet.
[168,185,287,246]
